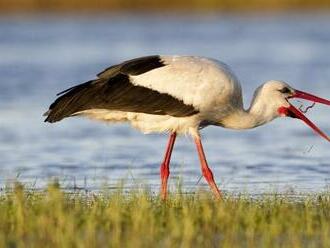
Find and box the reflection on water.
[0,14,330,194]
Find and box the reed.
[0,182,329,247]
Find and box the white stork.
[44,55,330,199]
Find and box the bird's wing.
[129,56,242,113]
[97,55,166,78]
[44,55,199,123]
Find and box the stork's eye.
[279,87,291,94]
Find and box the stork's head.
[253,80,330,142]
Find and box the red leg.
[194,137,223,199]
[160,132,177,200]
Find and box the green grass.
[0,182,330,247]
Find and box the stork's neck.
[221,109,267,130]
[221,91,277,130]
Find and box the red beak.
[292,90,330,105]
[284,90,330,142]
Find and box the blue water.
[0,13,330,194]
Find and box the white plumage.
[77,56,243,137]
[45,55,330,199]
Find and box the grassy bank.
[1,183,330,247]
[0,0,330,13]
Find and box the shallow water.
[0,13,330,194]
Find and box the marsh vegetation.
[1,0,330,13]
[1,182,329,247]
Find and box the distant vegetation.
[0,0,329,13]
[0,182,329,247]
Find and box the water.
[1,13,330,194]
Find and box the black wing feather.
[44,56,199,123]
[97,55,165,78]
